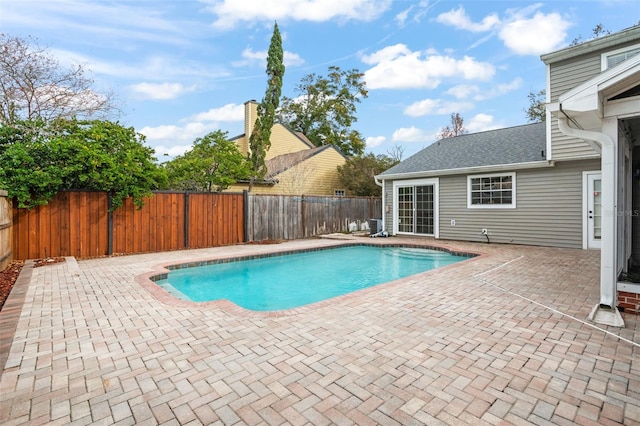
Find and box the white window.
[334,190,345,197]
[602,44,640,70]
[467,173,516,209]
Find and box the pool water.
[155,245,469,311]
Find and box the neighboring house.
[226,100,349,196]
[375,25,640,327]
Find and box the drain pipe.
[374,175,385,234]
[557,113,623,327]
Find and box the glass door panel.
[593,178,602,240]
[397,186,414,233]
[416,185,434,235]
[586,173,602,249]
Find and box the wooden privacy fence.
[247,194,381,241]
[11,191,381,260]
[0,190,12,270]
[12,191,244,260]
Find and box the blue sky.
[2,0,639,160]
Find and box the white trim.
[605,96,640,118]
[392,178,439,238]
[618,281,640,293]
[467,172,516,209]
[376,160,552,182]
[380,180,386,232]
[546,63,553,161]
[601,42,640,71]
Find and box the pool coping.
[136,240,485,318]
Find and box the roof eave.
[541,25,640,64]
[376,160,554,181]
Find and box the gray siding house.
[376,25,640,327]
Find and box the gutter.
[374,172,385,233]
[375,160,554,182]
[556,111,624,327]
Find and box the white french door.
[394,179,439,236]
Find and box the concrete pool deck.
[0,236,638,425]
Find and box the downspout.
[374,175,385,232]
[557,112,624,327]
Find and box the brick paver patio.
[0,236,638,425]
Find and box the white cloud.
[434,5,573,56]
[466,113,502,133]
[233,48,305,67]
[360,44,413,65]
[189,103,245,122]
[446,78,521,102]
[499,12,572,55]
[284,51,305,67]
[435,6,500,32]
[129,82,196,100]
[140,103,245,156]
[446,84,480,99]
[404,99,474,117]
[391,126,432,143]
[3,0,194,46]
[51,49,230,81]
[362,44,495,90]
[139,122,221,157]
[140,122,216,141]
[366,135,386,148]
[203,0,393,29]
[395,6,413,26]
[474,78,522,100]
[153,144,196,158]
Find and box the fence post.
[184,192,190,248]
[243,190,249,243]
[0,190,12,271]
[301,194,306,238]
[107,193,113,255]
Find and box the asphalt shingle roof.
[265,146,328,178]
[379,122,546,177]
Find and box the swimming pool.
[153,244,471,311]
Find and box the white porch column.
[598,118,618,309]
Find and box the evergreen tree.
[249,22,285,191]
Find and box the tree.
[570,23,611,46]
[277,66,368,156]
[0,119,166,209]
[248,22,285,191]
[337,153,398,196]
[525,89,546,122]
[439,113,468,139]
[387,144,404,162]
[164,130,251,192]
[0,34,116,126]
